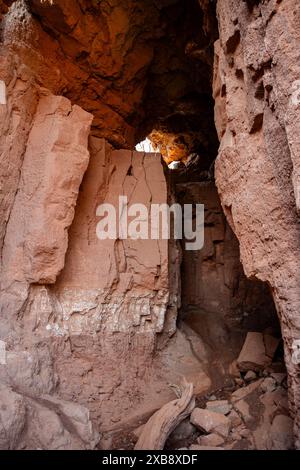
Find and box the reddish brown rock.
[214,0,300,447]
[244,371,257,382]
[228,409,242,428]
[0,380,97,450]
[0,370,98,451]
[178,182,276,374]
[190,408,230,438]
[0,51,39,258]
[2,93,93,286]
[12,137,182,432]
[229,360,241,378]
[234,400,251,424]
[44,138,171,334]
[1,0,216,154]
[237,332,280,372]
[231,380,263,403]
[20,394,99,450]
[0,385,26,450]
[260,377,277,394]
[253,387,291,450]
[270,415,294,451]
[271,373,286,386]
[206,400,232,415]
[198,433,225,447]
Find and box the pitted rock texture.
[214,0,300,447]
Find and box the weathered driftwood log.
[134,380,195,450]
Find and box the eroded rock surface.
[0,26,209,443]
[1,0,299,451]
[0,384,99,450]
[214,0,300,447]
[0,108,183,444]
[2,93,93,286]
[237,332,280,372]
[1,0,218,156]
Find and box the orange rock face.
[0,47,186,440]
[1,0,299,451]
[1,1,211,448]
[1,0,218,159]
[0,0,12,19]
[3,93,93,285]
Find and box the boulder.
[260,377,277,393]
[190,408,230,438]
[0,384,99,450]
[244,371,257,382]
[231,380,263,403]
[206,399,232,415]
[228,409,242,428]
[19,395,99,450]
[253,388,290,450]
[237,333,280,372]
[169,418,197,443]
[234,400,252,423]
[270,415,294,450]
[38,394,99,448]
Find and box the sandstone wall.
[175,180,278,390]
[0,50,103,449]
[0,0,12,20]
[214,0,300,447]
[1,0,216,153]
[22,140,178,430]
[0,54,183,442]
[1,0,299,450]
